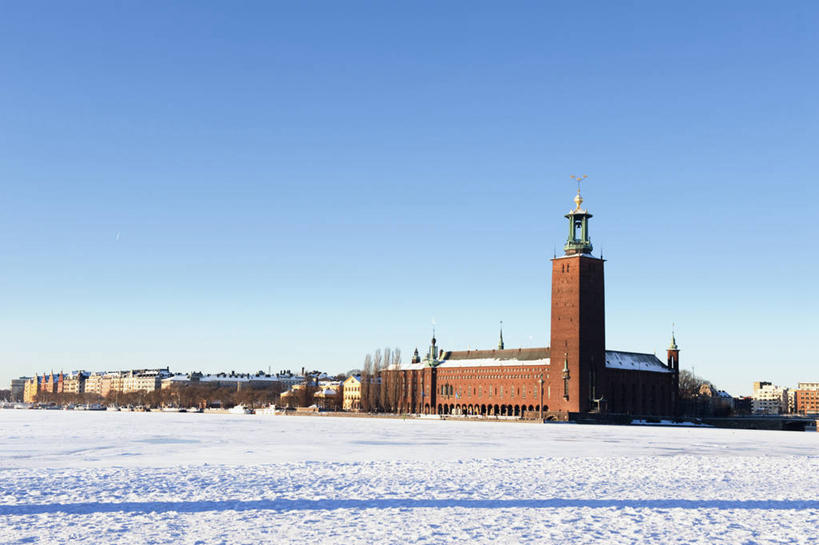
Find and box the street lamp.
[538,377,544,421]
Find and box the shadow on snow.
[2,498,819,515]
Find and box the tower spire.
[498,321,504,350]
[564,176,593,255]
[571,174,587,210]
[669,323,678,351]
[427,326,439,365]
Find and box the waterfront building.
[122,368,170,393]
[384,189,678,418]
[85,372,104,396]
[62,371,89,395]
[22,373,64,403]
[10,377,30,402]
[793,389,819,415]
[751,383,789,415]
[343,375,362,411]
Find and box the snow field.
[1,411,817,544]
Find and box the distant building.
[280,384,306,407]
[698,384,734,416]
[751,383,788,415]
[122,368,170,393]
[343,375,361,411]
[193,371,298,391]
[733,396,753,415]
[62,371,89,395]
[313,387,339,410]
[23,373,63,403]
[10,377,30,402]
[753,381,772,393]
[794,389,819,415]
[797,382,819,391]
[101,371,125,398]
[85,372,104,396]
[161,374,192,389]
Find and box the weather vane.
[570,174,587,194]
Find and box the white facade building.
[752,383,789,415]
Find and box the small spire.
[498,321,504,350]
[669,323,679,351]
[570,174,587,211]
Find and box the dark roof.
[440,347,550,361]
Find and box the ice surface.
[1,411,817,544]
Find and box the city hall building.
[384,190,679,419]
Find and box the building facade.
[10,377,30,402]
[751,383,789,415]
[62,372,88,395]
[23,373,64,403]
[793,389,819,415]
[343,375,362,411]
[383,190,679,418]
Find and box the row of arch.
[426,403,547,418]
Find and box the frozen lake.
[1,411,817,544]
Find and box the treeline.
[360,347,405,413]
[677,369,733,417]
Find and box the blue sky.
[1,1,817,396]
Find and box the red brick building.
[383,190,678,418]
[794,390,819,415]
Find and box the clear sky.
[1,1,817,396]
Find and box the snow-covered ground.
[1,411,817,544]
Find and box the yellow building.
[85,373,104,396]
[23,377,38,403]
[62,372,88,394]
[313,387,339,410]
[343,375,361,411]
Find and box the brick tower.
[667,330,680,414]
[549,188,606,413]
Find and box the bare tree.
[678,369,711,400]
[390,348,403,413]
[361,354,373,412]
[378,348,390,411]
